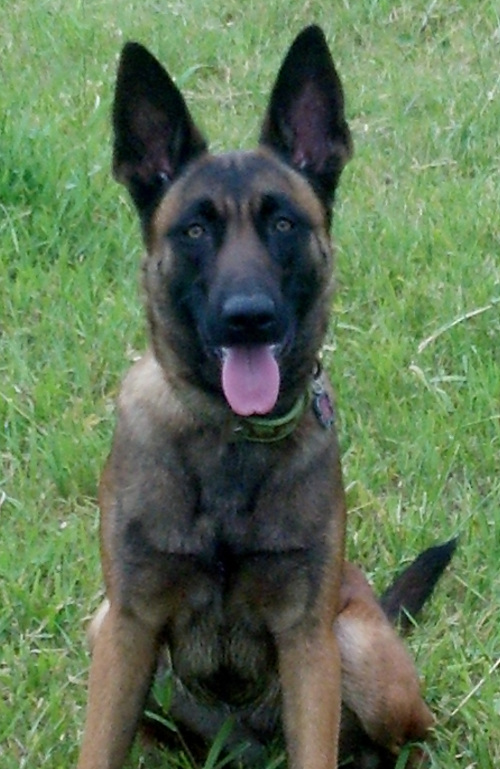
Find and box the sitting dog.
[76,25,453,769]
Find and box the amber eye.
[275,217,293,233]
[186,223,205,239]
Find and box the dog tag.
[312,379,335,429]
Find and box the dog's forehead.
[154,149,326,229]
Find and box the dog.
[76,26,452,769]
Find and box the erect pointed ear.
[259,26,353,209]
[112,42,208,222]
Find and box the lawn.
[1,0,499,767]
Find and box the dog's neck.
[230,365,335,443]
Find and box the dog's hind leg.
[335,562,434,754]
[336,540,456,767]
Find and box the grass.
[1,0,499,766]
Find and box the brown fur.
[76,26,446,769]
[85,559,437,768]
[336,565,433,759]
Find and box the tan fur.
[336,564,434,753]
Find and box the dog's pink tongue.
[222,346,280,416]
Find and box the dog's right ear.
[112,42,207,220]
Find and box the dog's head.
[112,26,352,417]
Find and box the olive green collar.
[230,390,310,443]
[229,368,335,443]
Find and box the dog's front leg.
[77,601,157,769]
[277,622,341,769]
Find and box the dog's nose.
[220,292,278,342]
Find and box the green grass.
[1,0,499,766]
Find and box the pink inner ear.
[290,83,330,172]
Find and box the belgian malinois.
[77,26,453,769]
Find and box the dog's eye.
[186,223,205,239]
[274,217,293,233]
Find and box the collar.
[230,366,335,444]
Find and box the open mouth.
[220,344,281,417]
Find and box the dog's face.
[112,26,352,416]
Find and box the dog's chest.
[166,553,279,704]
[147,444,319,700]
[116,429,331,701]
[131,435,317,554]
[193,443,277,542]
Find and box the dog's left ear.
[260,26,352,208]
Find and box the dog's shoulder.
[117,349,186,438]
[116,349,230,444]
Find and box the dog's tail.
[379,537,457,631]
